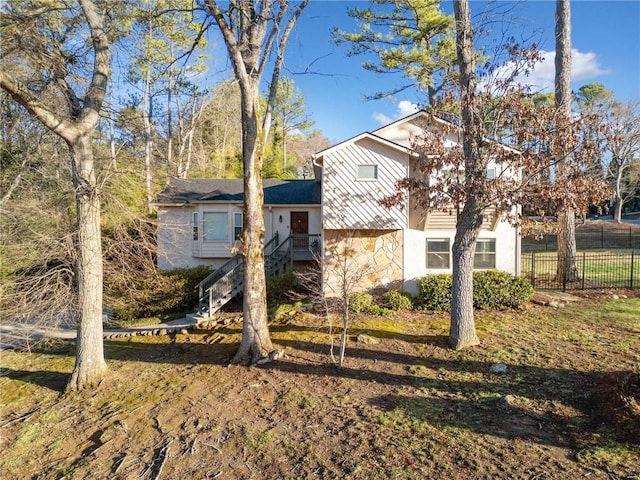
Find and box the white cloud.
[490,49,609,94]
[373,100,420,126]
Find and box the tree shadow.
[0,368,68,392]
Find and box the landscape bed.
[1,296,639,479]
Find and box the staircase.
[190,233,293,322]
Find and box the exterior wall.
[266,206,322,243]
[402,217,520,296]
[322,138,408,230]
[157,204,321,271]
[157,207,228,270]
[323,229,403,297]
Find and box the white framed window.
[203,212,228,241]
[474,238,496,269]
[426,238,450,269]
[233,212,243,240]
[192,212,199,241]
[485,168,496,179]
[357,164,378,180]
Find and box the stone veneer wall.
[323,229,403,297]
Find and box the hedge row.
[416,270,534,311]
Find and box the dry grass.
[1,296,639,479]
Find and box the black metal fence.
[522,226,640,252]
[522,251,638,291]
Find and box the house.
[154,111,520,317]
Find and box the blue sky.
[205,1,640,143]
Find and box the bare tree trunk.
[68,135,107,389]
[555,0,579,282]
[450,199,482,350]
[232,81,273,364]
[450,0,481,350]
[143,67,154,212]
[0,0,110,390]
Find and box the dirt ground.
[1,296,639,480]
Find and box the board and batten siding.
[322,138,408,230]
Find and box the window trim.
[233,212,243,240]
[426,238,451,269]
[192,212,199,241]
[357,164,378,181]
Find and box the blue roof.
[155,178,321,205]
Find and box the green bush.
[267,270,298,304]
[383,290,414,311]
[416,271,534,311]
[367,304,394,316]
[472,270,534,309]
[349,292,374,313]
[107,265,213,322]
[417,274,452,311]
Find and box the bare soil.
[1,296,639,480]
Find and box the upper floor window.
[203,212,228,241]
[486,168,496,179]
[357,164,378,180]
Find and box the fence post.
[631,251,635,289]
[530,252,536,288]
[562,256,567,292]
[581,252,586,290]
[601,225,604,249]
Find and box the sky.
[206,1,640,144]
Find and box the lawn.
[1,297,639,479]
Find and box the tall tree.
[203,0,310,363]
[603,100,640,221]
[0,0,110,389]
[382,2,609,350]
[269,77,314,177]
[554,0,578,282]
[125,0,208,207]
[449,0,481,349]
[334,0,455,104]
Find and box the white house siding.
[157,207,228,270]
[322,138,409,230]
[157,204,322,271]
[402,217,520,296]
[265,206,322,244]
[323,229,403,297]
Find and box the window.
[357,164,378,180]
[203,212,228,241]
[485,168,496,179]
[192,212,199,241]
[233,212,243,240]
[426,238,450,269]
[474,238,496,269]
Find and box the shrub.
[383,290,414,311]
[267,270,298,304]
[367,304,394,316]
[472,270,533,309]
[416,274,452,311]
[416,271,533,311]
[349,292,374,313]
[107,265,213,322]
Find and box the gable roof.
[154,178,321,206]
[312,131,417,162]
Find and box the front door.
[290,211,308,249]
